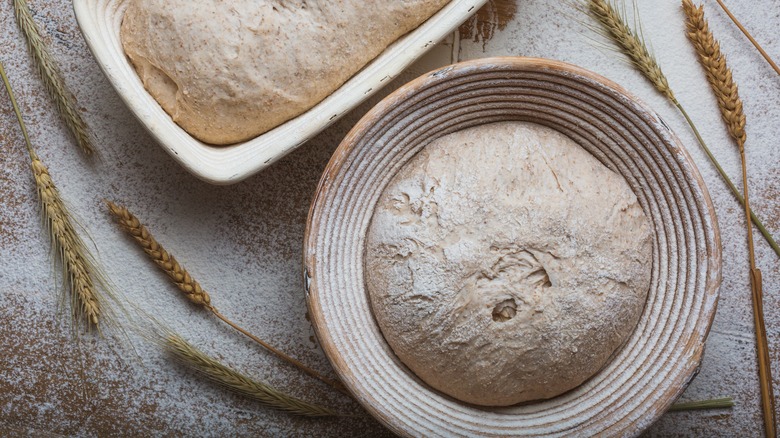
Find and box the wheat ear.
[582,0,780,260]
[682,1,746,149]
[105,202,211,307]
[683,2,775,436]
[0,61,101,329]
[105,201,347,393]
[13,0,95,157]
[165,334,339,417]
[585,0,676,103]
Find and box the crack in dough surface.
[365,121,653,406]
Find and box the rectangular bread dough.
[121,1,450,145]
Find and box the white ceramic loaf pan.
[73,0,487,184]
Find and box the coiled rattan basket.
[304,57,721,437]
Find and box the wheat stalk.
[0,60,103,330]
[105,201,347,393]
[668,397,735,412]
[714,0,780,77]
[581,0,780,261]
[165,333,339,417]
[13,0,95,157]
[683,2,775,435]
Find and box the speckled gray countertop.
[0,0,778,436]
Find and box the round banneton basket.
[304,57,721,437]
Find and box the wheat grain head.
[0,60,106,330]
[105,201,211,307]
[585,0,677,103]
[104,201,349,393]
[682,0,746,150]
[31,152,102,327]
[13,0,95,156]
[165,334,339,417]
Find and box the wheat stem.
[683,2,776,435]
[714,0,780,77]
[105,201,347,394]
[668,397,734,412]
[165,334,340,417]
[13,0,95,157]
[0,60,102,329]
[209,308,347,394]
[675,105,780,257]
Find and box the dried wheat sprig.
[105,202,211,307]
[683,1,746,149]
[32,155,101,327]
[0,60,103,329]
[668,397,735,412]
[585,0,676,103]
[13,0,95,157]
[105,201,347,393]
[165,333,339,417]
[714,0,780,77]
[683,2,775,435]
[582,0,780,260]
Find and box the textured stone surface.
[0,0,777,436]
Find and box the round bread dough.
[120,0,448,145]
[364,121,653,406]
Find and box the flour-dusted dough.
[120,0,449,145]
[365,121,653,407]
